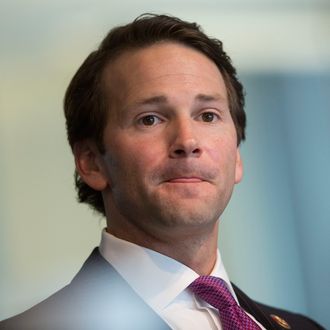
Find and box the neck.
[106,219,219,275]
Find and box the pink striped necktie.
[189,276,261,330]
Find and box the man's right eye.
[139,115,162,126]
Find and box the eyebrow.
[133,93,226,108]
[195,93,226,102]
[134,95,168,107]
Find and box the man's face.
[100,42,242,238]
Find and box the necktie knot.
[189,276,261,330]
[189,275,235,310]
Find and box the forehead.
[102,42,227,107]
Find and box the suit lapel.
[232,283,282,330]
[71,248,171,329]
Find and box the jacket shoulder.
[0,248,170,330]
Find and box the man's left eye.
[200,112,218,122]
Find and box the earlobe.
[73,140,109,191]
[234,149,243,184]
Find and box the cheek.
[206,134,237,166]
[108,138,162,178]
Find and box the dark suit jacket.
[0,248,325,330]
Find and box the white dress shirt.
[99,229,265,330]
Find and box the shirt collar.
[99,229,238,312]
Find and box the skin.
[75,42,243,275]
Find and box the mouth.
[157,166,216,185]
[166,177,205,183]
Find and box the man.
[0,14,324,330]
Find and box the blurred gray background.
[1,0,329,328]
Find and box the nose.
[169,120,202,158]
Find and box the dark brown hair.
[64,13,246,216]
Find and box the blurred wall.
[1,0,329,327]
[220,73,330,327]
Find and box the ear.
[73,140,108,191]
[234,148,243,184]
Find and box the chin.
[156,202,221,229]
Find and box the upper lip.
[168,176,203,180]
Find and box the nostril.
[174,149,185,156]
[192,148,200,154]
[172,147,201,158]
